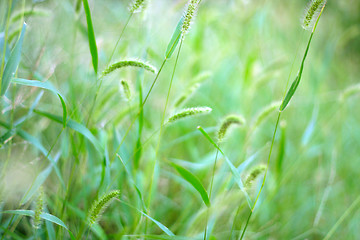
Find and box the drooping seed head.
[245,164,266,189]
[102,59,156,76]
[181,0,200,37]
[252,101,281,129]
[217,114,246,142]
[120,80,132,101]
[33,187,44,229]
[88,190,121,225]
[302,0,327,31]
[166,106,212,124]
[174,83,201,108]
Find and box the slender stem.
[110,58,167,163]
[144,40,183,234]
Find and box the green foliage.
[0,0,359,239]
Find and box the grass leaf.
[34,109,104,155]
[1,210,68,230]
[170,162,210,207]
[58,94,67,128]
[165,16,184,59]
[82,0,98,74]
[197,126,252,208]
[1,23,26,96]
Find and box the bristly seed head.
[181,0,200,37]
[121,80,132,101]
[33,187,44,229]
[245,164,266,189]
[129,0,146,13]
[102,59,156,76]
[302,0,327,31]
[218,114,246,142]
[88,190,121,225]
[166,106,212,124]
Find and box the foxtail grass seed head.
[245,164,266,189]
[218,114,245,142]
[167,106,212,124]
[302,0,327,31]
[174,83,201,108]
[121,80,132,101]
[102,60,156,76]
[253,101,281,128]
[129,0,146,13]
[88,190,121,225]
[33,187,44,229]
[181,0,200,37]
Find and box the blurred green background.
[0,0,359,239]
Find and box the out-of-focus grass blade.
[302,104,318,146]
[197,126,252,208]
[117,154,147,211]
[20,153,60,205]
[120,201,175,236]
[170,162,210,207]
[123,235,189,240]
[10,8,49,23]
[140,211,175,236]
[90,223,107,240]
[12,78,67,124]
[82,0,98,74]
[58,94,67,128]
[34,110,104,154]
[1,210,68,230]
[0,120,64,189]
[165,16,184,59]
[12,78,65,99]
[1,23,26,96]
[0,32,10,64]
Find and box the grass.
[1,0,360,239]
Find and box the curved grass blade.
[120,201,175,236]
[11,78,68,127]
[165,16,184,59]
[10,9,49,23]
[33,110,103,155]
[12,78,65,99]
[2,210,68,230]
[1,23,26,96]
[58,94,67,128]
[170,162,210,207]
[280,4,325,111]
[82,0,98,74]
[197,126,252,208]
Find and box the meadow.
[0,0,360,239]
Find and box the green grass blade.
[165,16,184,59]
[1,210,68,230]
[0,32,10,64]
[82,0,98,74]
[1,23,26,96]
[58,94,67,128]
[34,110,103,154]
[170,162,210,207]
[140,211,175,236]
[197,126,252,208]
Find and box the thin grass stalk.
[239,4,326,239]
[204,146,220,240]
[144,39,184,234]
